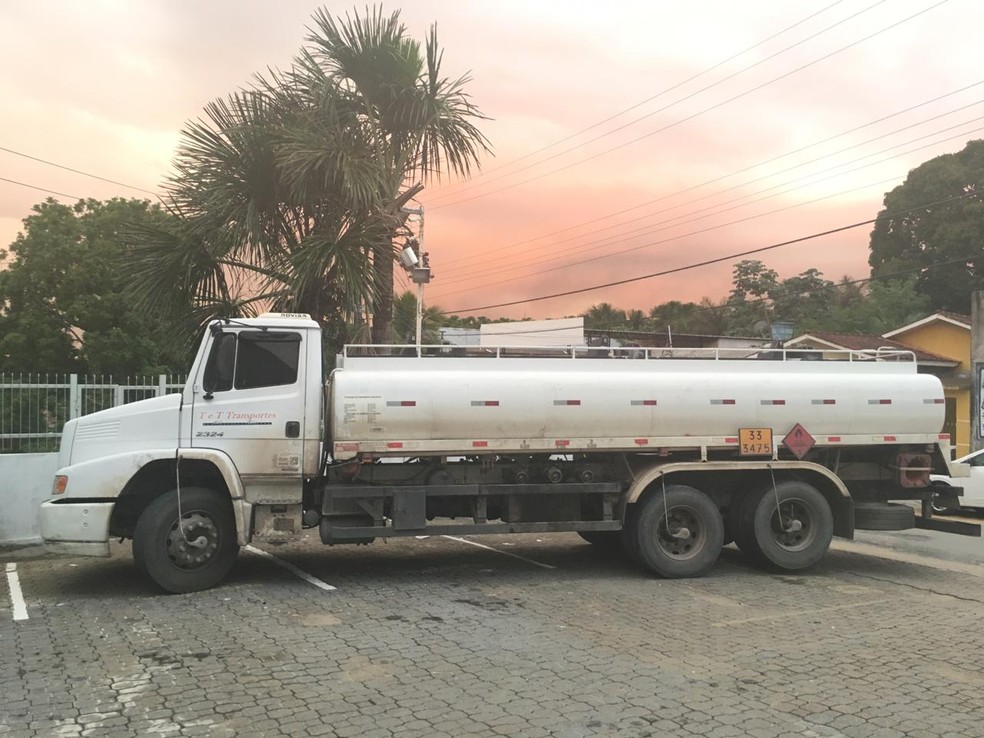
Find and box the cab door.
[191,328,307,503]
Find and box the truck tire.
[741,481,833,570]
[726,495,754,553]
[133,487,239,594]
[853,501,915,531]
[632,484,724,578]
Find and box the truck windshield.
[203,331,301,392]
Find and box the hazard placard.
[782,423,816,459]
[739,428,773,456]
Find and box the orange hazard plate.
[739,428,773,456]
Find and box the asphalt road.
[3,530,984,738]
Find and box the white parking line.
[6,563,28,621]
[244,545,337,591]
[441,535,557,569]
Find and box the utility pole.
[404,205,424,251]
[972,290,984,453]
[399,206,432,352]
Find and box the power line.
[435,113,984,291]
[446,255,978,326]
[436,80,984,273]
[0,146,160,197]
[0,176,81,200]
[443,190,978,314]
[448,221,871,313]
[426,0,852,200]
[432,113,984,293]
[431,173,902,301]
[429,0,950,211]
[395,268,413,295]
[646,256,978,320]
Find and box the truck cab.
[40,313,322,591]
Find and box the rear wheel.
[133,487,239,593]
[632,484,723,578]
[741,481,833,570]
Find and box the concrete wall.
[0,453,58,545]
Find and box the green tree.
[824,276,930,335]
[392,290,445,344]
[128,77,389,354]
[440,313,483,329]
[625,309,647,331]
[0,198,189,375]
[583,303,627,330]
[770,267,836,331]
[307,6,490,343]
[648,298,728,335]
[869,139,984,312]
[724,260,778,335]
[129,5,489,352]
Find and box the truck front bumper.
[39,500,113,557]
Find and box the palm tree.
[392,290,445,344]
[127,6,488,353]
[304,6,491,343]
[128,77,390,349]
[583,303,628,330]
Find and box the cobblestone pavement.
[3,534,984,738]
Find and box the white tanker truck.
[40,313,979,592]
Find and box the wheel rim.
[656,506,703,560]
[769,499,816,551]
[164,511,221,570]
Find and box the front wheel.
[133,487,239,593]
[742,481,833,570]
[632,484,724,578]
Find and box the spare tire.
[853,501,914,531]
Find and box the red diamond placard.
[782,423,816,459]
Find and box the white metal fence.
[0,374,185,453]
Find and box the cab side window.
[236,332,301,389]
[202,333,236,393]
[202,331,301,392]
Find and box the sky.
[1,0,981,321]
